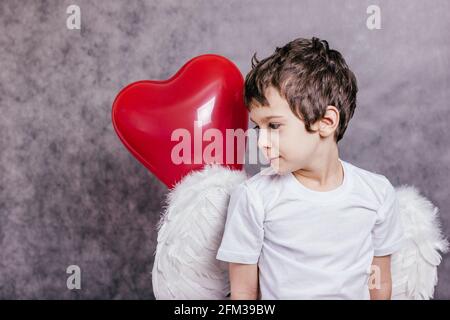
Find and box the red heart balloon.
[112,54,248,189]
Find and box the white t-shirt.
[216,159,405,300]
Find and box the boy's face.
[249,86,321,175]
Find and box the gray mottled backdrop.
[0,0,449,299]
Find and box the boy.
[215,37,405,299]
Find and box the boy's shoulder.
[235,161,396,207]
[243,161,394,190]
[243,166,282,192]
[344,160,395,203]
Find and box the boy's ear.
[313,105,340,138]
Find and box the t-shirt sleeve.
[215,182,265,264]
[372,180,406,256]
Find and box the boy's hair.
[244,37,358,143]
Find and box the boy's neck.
[292,142,343,192]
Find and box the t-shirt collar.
[286,158,352,203]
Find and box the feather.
[152,164,247,299]
[391,185,449,299]
[152,167,448,300]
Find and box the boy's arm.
[229,263,259,300]
[369,255,392,300]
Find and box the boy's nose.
[257,128,275,159]
[257,128,270,150]
[257,128,281,161]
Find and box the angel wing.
[151,165,448,300]
[151,164,247,299]
[391,185,449,299]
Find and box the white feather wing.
[152,169,449,300]
[391,185,449,299]
[151,164,247,299]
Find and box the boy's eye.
[252,123,281,130]
[268,123,281,129]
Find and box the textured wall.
[0,0,449,299]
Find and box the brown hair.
[243,37,358,143]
